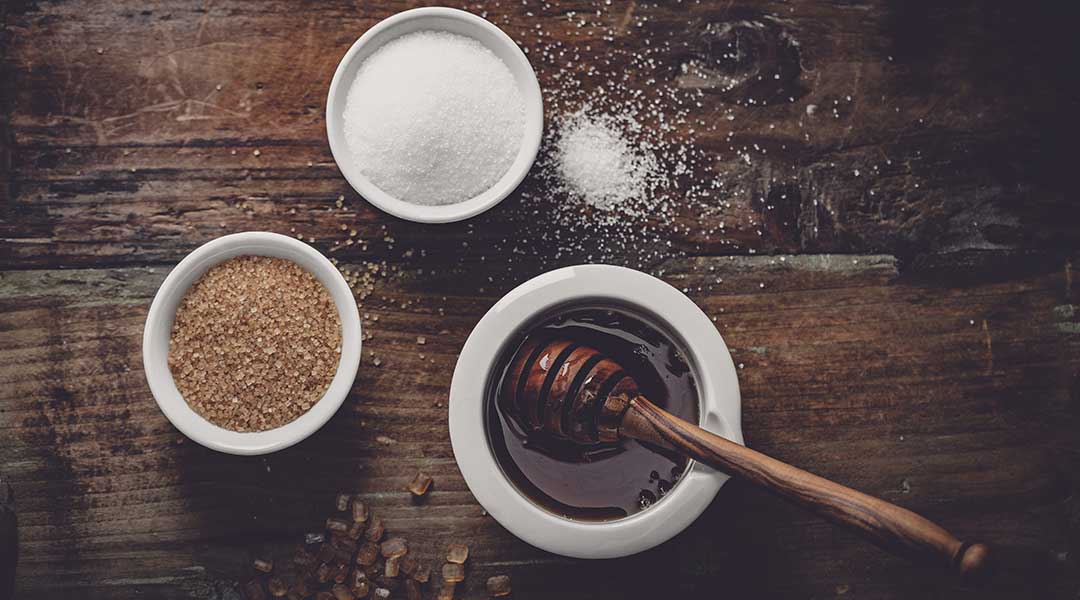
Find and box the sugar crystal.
[344,31,525,206]
[168,256,341,432]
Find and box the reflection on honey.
[487,307,700,521]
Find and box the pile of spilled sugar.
[343,31,525,206]
[551,108,663,219]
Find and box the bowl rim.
[142,231,362,455]
[325,6,544,223]
[448,264,743,559]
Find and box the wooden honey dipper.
[501,337,991,582]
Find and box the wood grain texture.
[621,397,990,581]
[2,0,1079,598]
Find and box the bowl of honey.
[448,265,743,559]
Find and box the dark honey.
[487,307,699,521]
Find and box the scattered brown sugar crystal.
[350,576,370,598]
[436,582,456,600]
[372,575,399,592]
[346,520,365,540]
[333,562,350,584]
[268,577,288,597]
[327,518,349,534]
[336,494,351,512]
[384,555,401,578]
[351,499,369,523]
[364,517,385,542]
[441,562,465,583]
[245,494,492,600]
[446,543,468,564]
[331,584,354,600]
[333,533,358,553]
[356,542,379,567]
[407,472,433,497]
[381,537,408,558]
[316,562,333,584]
[169,255,342,432]
[486,575,511,597]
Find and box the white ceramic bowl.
[325,7,544,223]
[449,265,743,559]
[142,232,362,455]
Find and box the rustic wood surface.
[2,0,1078,598]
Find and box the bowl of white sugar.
[326,7,543,223]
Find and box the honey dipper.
[501,337,991,582]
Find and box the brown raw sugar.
[241,494,492,600]
[169,255,342,432]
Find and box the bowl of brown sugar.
[143,232,362,455]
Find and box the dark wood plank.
[3,1,1076,271]
[2,254,1078,598]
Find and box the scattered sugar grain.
[553,109,662,213]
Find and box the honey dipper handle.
[620,397,991,583]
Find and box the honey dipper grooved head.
[501,337,641,444]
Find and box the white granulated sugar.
[376,3,753,288]
[554,110,662,212]
[343,31,525,206]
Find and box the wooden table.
[2,1,1078,598]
